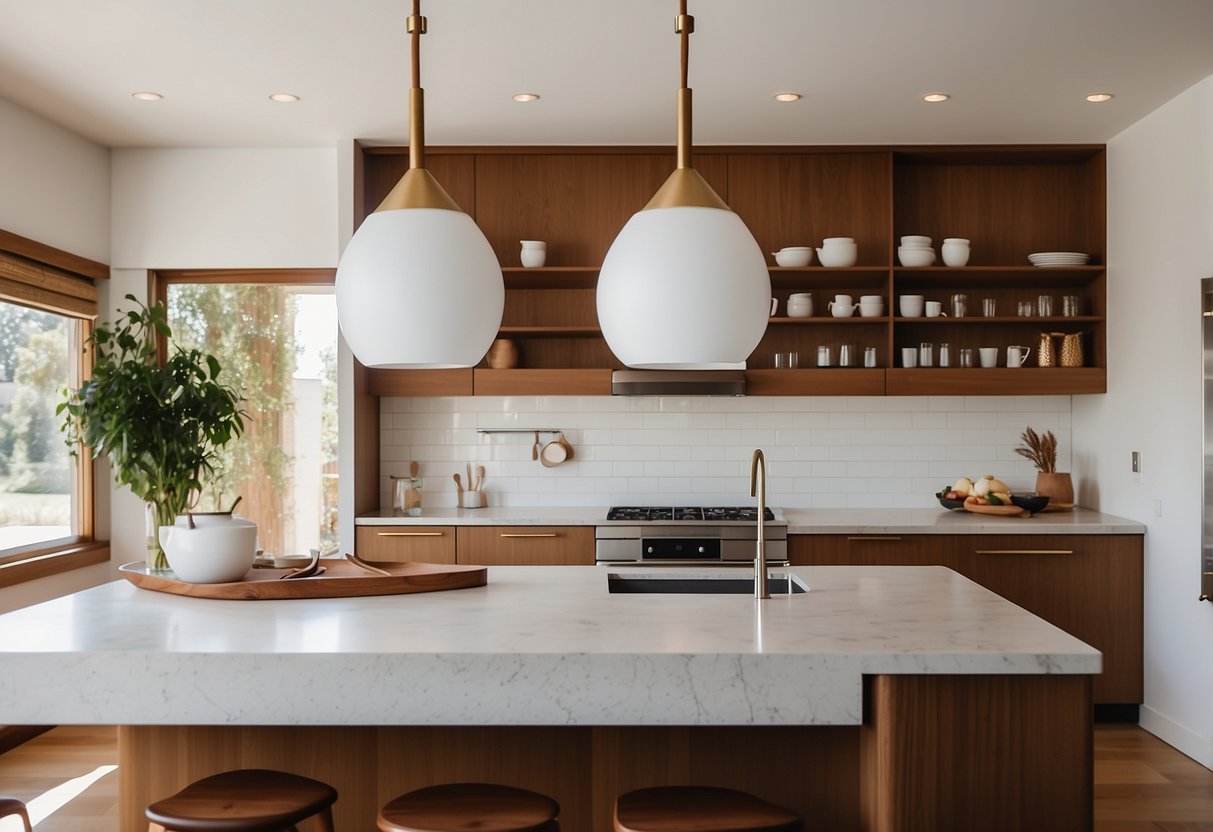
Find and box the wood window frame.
[0,231,109,589]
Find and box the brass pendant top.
[375,167,461,212]
[644,168,730,211]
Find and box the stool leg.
[316,806,335,832]
[147,824,167,832]
[17,806,32,832]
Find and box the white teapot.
[159,513,258,584]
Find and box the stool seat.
[378,782,560,832]
[614,786,802,832]
[0,796,32,832]
[145,769,337,832]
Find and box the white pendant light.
[336,1,503,369]
[597,1,770,370]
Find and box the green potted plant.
[1013,426,1074,508]
[58,294,246,569]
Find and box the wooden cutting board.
[119,559,487,600]
[963,503,1030,518]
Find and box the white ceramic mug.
[520,240,546,268]
[979,347,999,368]
[1007,345,1031,367]
[828,294,858,317]
[859,302,884,318]
[901,347,918,368]
[770,297,778,317]
[899,295,925,317]
[925,301,944,317]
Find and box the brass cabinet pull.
[976,549,1074,555]
[847,536,902,541]
[500,533,559,538]
[377,531,444,537]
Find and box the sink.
[607,572,808,595]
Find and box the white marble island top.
[0,565,1099,727]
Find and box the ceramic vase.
[1035,472,1074,506]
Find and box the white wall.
[1073,75,1213,768]
[110,148,338,268]
[0,97,110,262]
[0,97,112,612]
[380,395,1072,509]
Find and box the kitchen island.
[0,565,1098,831]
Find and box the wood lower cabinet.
[354,525,456,563]
[456,526,594,565]
[790,532,1143,705]
[954,534,1143,705]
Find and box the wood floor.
[0,724,1209,830]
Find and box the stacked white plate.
[1028,252,1090,267]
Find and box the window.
[0,237,105,586]
[158,271,338,557]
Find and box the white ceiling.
[0,0,1211,149]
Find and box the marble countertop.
[0,565,1099,727]
[356,506,1145,535]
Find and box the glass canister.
[391,475,423,516]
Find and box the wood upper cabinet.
[354,525,456,564]
[790,531,1143,706]
[354,144,1107,397]
[456,526,594,566]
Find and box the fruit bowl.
[1010,494,1051,514]
[935,492,966,511]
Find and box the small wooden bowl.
[487,339,518,369]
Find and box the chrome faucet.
[750,448,769,600]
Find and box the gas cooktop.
[606,506,776,522]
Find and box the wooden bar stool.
[614,786,802,832]
[378,783,560,832]
[145,769,337,832]
[0,796,32,832]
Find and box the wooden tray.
[119,559,487,600]
[963,503,1030,518]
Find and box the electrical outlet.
[1132,451,1144,483]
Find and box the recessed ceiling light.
[1085,92,1114,103]
[512,93,540,102]
[269,93,300,103]
[131,91,163,102]
[923,93,950,103]
[773,92,801,103]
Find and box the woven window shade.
[0,250,98,319]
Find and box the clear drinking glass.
[839,344,853,367]
[938,342,951,367]
[1018,300,1034,317]
[864,347,877,368]
[1037,294,1053,316]
[982,298,997,317]
[1062,295,1080,317]
[786,351,799,369]
[919,342,933,367]
[950,293,967,317]
[959,348,974,368]
[816,346,832,367]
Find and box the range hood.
[611,370,746,396]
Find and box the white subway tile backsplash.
[377,395,1072,510]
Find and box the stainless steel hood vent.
[611,370,746,396]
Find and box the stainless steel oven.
[595,506,788,565]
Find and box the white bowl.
[859,303,884,318]
[897,247,936,267]
[159,515,258,584]
[773,249,813,267]
[816,245,858,268]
